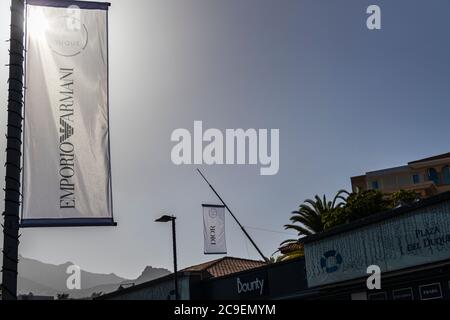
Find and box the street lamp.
[155,215,178,300]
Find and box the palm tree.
[283,190,349,243]
[273,190,349,262]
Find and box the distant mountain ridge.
[0,255,171,299]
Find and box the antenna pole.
[197,169,268,262]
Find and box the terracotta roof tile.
[182,257,266,278]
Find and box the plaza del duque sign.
[305,199,450,288]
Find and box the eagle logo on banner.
[60,118,74,143]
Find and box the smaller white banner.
[203,205,227,255]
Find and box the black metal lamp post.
[155,215,178,300]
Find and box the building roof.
[182,257,266,278]
[409,152,450,165]
[352,152,450,179]
[96,257,267,300]
[366,165,409,177]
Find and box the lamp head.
[155,215,175,223]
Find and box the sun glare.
[28,8,50,40]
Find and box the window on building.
[371,181,379,190]
[413,174,420,185]
[443,166,450,185]
[427,168,439,185]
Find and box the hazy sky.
[1,0,450,280]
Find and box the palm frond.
[284,224,314,236]
[280,239,300,246]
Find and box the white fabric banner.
[203,205,227,254]
[22,1,114,227]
